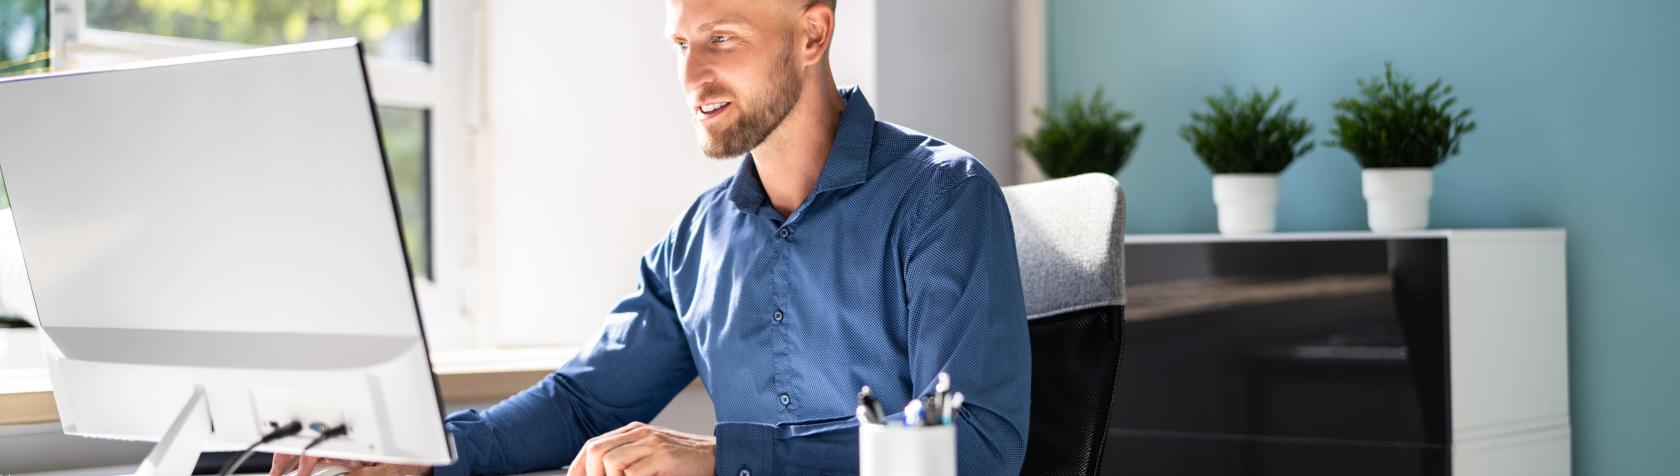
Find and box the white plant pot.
[1211,174,1279,234]
[1362,168,1434,232]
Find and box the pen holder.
[859,423,956,476]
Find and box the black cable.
[301,423,350,454]
[273,423,352,476]
[219,421,303,476]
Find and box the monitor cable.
[301,422,351,454]
[218,421,303,476]
[271,422,351,476]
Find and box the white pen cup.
[858,422,956,476]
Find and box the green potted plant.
[1018,87,1144,179]
[1179,85,1314,234]
[1327,62,1477,231]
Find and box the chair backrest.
[1001,173,1126,476]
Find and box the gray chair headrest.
[1002,173,1127,319]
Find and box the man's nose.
[680,49,713,95]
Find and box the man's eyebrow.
[670,18,749,40]
[697,20,747,31]
[668,17,756,43]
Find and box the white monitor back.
[0,39,452,465]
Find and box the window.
[378,105,432,279]
[85,0,428,62]
[0,0,49,77]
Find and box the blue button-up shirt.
[436,87,1030,475]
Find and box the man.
[278,0,1029,474]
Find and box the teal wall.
[1048,0,1679,473]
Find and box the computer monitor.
[0,39,453,473]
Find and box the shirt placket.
[769,219,797,417]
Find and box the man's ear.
[798,3,835,66]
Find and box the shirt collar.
[726,86,875,216]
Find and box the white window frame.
[46,0,487,350]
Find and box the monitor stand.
[134,385,210,476]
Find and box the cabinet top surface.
[1125,228,1566,244]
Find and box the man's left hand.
[567,421,715,476]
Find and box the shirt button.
[779,393,790,406]
[740,470,750,476]
[777,227,790,239]
[773,309,784,322]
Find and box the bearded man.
[277,0,1029,474]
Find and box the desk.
[0,345,581,427]
[1,346,717,474]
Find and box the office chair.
[1001,173,1126,476]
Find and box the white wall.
[478,1,878,347]
[480,1,725,346]
[478,0,1015,347]
[1014,0,1050,183]
[873,0,1019,185]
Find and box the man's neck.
[751,75,845,219]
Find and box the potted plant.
[1327,62,1477,232]
[1018,87,1145,179]
[1179,85,1314,234]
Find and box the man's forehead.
[665,0,795,34]
[667,0,796,11]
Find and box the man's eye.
[673,42,689,53]
[711,35,729,44]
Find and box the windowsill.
[0,367,53,425]
[0,345,583,427]
[429,345,582,403]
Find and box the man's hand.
[268,454,431,476]
[568,422,715,476]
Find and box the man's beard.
[695,47,802,159]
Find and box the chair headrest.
[1002,173,1127,319]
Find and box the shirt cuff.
[432,409,486,476]
[714,422,777,476]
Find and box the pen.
[942,392,964,425]
[857,386,886,424]
[921,394,941,426]
[933,372,951,424]
[904,398,925,427]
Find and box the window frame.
[46,0,487,349]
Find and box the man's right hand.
[269,454,432,476]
